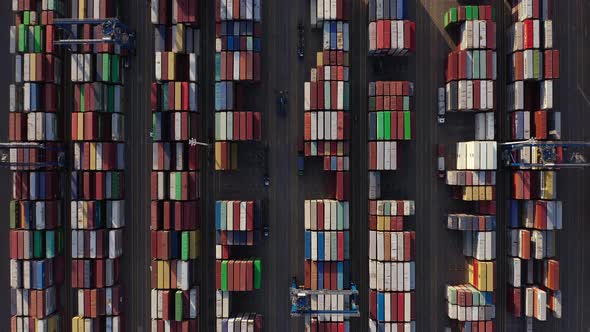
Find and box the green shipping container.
[34,25,42,53]
[18,24,26,53]
[220,201,227,229]
[175,173,182,199]
[181,232,190,260]
[404,111,411,140]
[473,6,479,20]
[368,96,376,111]
[111,172,120,198]
[108,85,115,112]
[175,291,183,321]
[383,111,391,140]
[162,84,169,111]
[473,51,480,79]
[221,261,228,290]
[10,201,17,229]
[254,259,262,289]
[450,8,458,24]
[343,82,350,110]
[33,231,43,258]
[215,53,221,81]
[376,112,384,140]
[46,231,55,258]
[103,54,110,82]
[24,12,30,25]
[80,85,86,112]
[465,6,473,20]
[403,96,410,111]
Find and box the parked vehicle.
[297,23,304,58]
[277,90,288,114]
[437,144,445,178]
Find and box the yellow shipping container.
[479,186,486,201]
[377,216,385,231]
[175,24,185,53]
[82,201,88,229]
[77,113,84,139]
[78,0,86,18]
[467,260,474,285]
[191,230,200,258]
[89,142,96,170]
[30,54,37,81]
[486,186,493,200]
[486,262,494,291]
[541,171,555,199]
[72,317,80,332]
[175,82,182,110]
[463,187,472,201]
[168,53,175,81]
[157,260,164,289]
[316,52,323,66]
[215,142,222,170]
[477,261,486,291]
[163,260,170,289]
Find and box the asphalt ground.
[0,0,589,331]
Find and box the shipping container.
[215,313,263,332]
[368,20,415,56]
[369,290,415,322]
[216,259,261,291]
[304,260,350,291]
[443,5,495,28]
[215,111,262,141]
[310,0,350,27]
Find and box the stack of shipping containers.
[367,0,415,56]
[69,1,125,330]
[214,0,262,171]
[215,200,263,331]
[213,1,264,330]
[367,81,416,331]
[505,0,562,323]
[150,0,201,330]
[443,4,497,331]
[305,1,353,330]
[9,1,65,329]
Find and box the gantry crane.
[290,278,359,330]
[0,142,65,169]
[501,139,590,169]
[53,18,135,50]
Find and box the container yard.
[0,0,589,331]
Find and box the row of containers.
[214,0,263,172]
[368,81,413,171]
[9,2,65,330]
[506,0,563,324]
[367,69,416,331]
[215,200,264,330]
[443,3,497,331]
[69,0,127,329]
[214,1,264,329]
[303,5,354,330]
[150,0,201,330]
[367,0,415,56]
